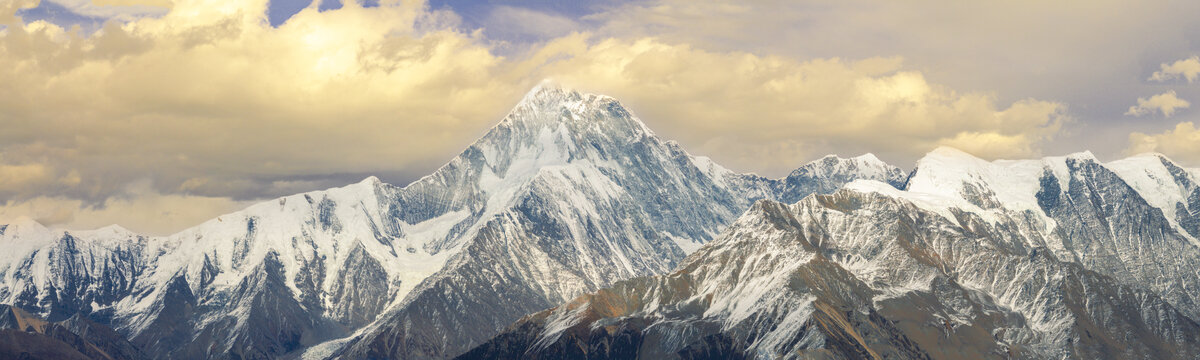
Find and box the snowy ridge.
[906,147,1076,211]
[790,153,897,181]
[896,147,1200,245]
[467,167,1200,359]
[1105,153,1200,242]
[0,216,148,323]
[855,147,1200,318]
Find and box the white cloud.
[1150,56,1200,83]
[1125,91,1190,117]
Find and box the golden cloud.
[1126,91,1191,117]
[0,0,1071,232]
[1150,56,1200,83]
[0,181,254,235]
[533,36,1067,172]
[1127,122,1200,165]
[0,163,54,192]
[1,0,39,24]
[1,0,529,201]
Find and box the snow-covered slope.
[467,183,1200,359]
[0,82,904,359]
[0,217,149,324]
[897,147,1200,319]
[464,148,1200,360]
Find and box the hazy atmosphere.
[3,0,1200,234]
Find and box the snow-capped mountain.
[463,147,1200,359]
[907,148,1200,319]
[329,83,904,359]
[5,82,1200,359]
[0,82,903,359]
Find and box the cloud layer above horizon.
[2,0,1199,234]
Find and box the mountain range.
[464,148,1200,359]
[1,83,1198,359]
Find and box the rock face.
[0,83,903,359]
[463,148,1200,360]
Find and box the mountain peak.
[69,223,140,241]
[474,82,656,167]
[1125,152,1170,162]
[1116,152,1200,175]
[358,175,383,187]
[525,79,572,97]
[500,81,635,129]
[512,79,584,113]
[1110,153,1179,169]
[852,153,883,163]
[97,224,133,234]
[324,175,386,199]
[923,146,984,162]
[914,147,988,179]
[789,153,903,182]
[1064,150,1097,161]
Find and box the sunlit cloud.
[1150,55,1200,83]
[1127,122,1200,164]
[1126,91,1190,117]
[0,0,39,24]
[0,180,254,235]
[0,0,1100,233]
[535,36,1067,170]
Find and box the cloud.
[0,180,254,235]
[587,0,1200,160]
[1127,122,1200,165]
[0,163,56,194]
[535,36,1067,170]
[1,0,39,24]
[1150,56,1200,83]
[0,0,1073,233]
[0,0,529,203]
[1125,91,1190,117]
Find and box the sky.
[1,0,1199,234]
